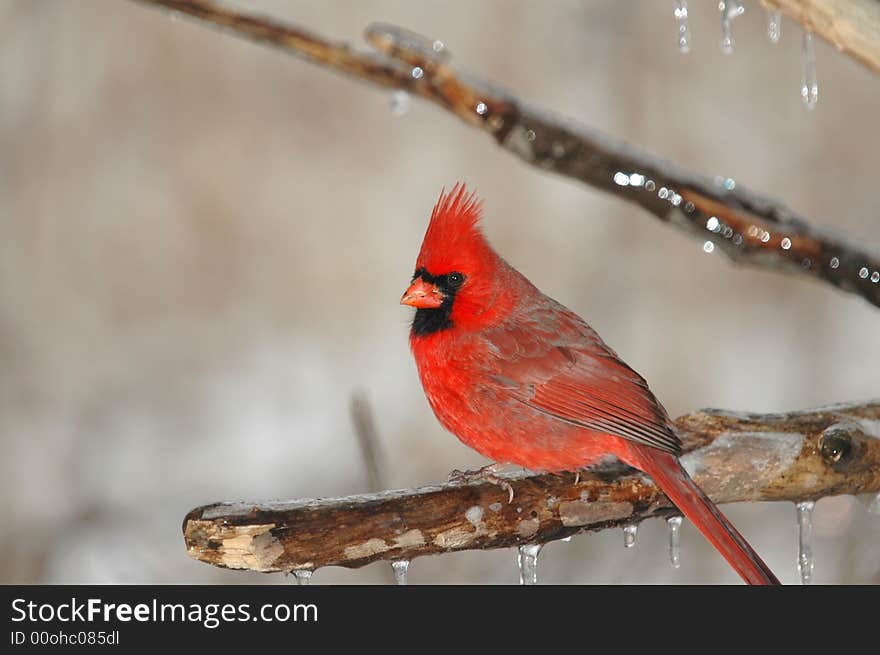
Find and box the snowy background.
[1,0,879,584]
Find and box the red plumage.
[402,183,779,585]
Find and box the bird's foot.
[448,464,515,503]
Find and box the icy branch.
[762,0,880,75]
[183,401,880,573]
[134,0,880,309]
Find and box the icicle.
[667,516,682,569]
[391,560,410,585]
[768,11,782,43]
[390,90,411,116]
[292,570,312,586]
[623,524,638,548]
[857,492,880,515]
[719,0,745,55]
[673,1,691,53]
[796,501,815,585]
[517,544,543,585]
[801,32,818,109]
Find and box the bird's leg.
[448,463,515,503]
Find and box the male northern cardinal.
[401,183,779,585]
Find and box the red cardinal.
[401,183,779,585]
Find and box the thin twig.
[183,401,880,573]
[349,391,386,493]
[133,0,880,309]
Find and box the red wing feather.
[484,304,682,455]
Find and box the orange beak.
[400,277,445,309]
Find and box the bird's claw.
[448,464,515,503]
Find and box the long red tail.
[635,448,780,585]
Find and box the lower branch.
[183,400,880,573]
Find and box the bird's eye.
[447,272,465,288]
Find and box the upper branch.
[763,0,880,75]
[183,401,880,573]
[135,0,880,309]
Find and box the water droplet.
[872,272,880,283]
[658,187,669,200]
[768,11,782,43]
[525,129,536,142]
[391,559,410,585]
[613,171,630,186]
[859,267,869,279]
[829,257,840,269]
[628,173,646,186]
[623,524,638,548]
[432,40,445,53]
[796,501,815,585]
[801,32,818,109]
[761,231,771,243]
[719,0,745,54]
[465,505,484,528]
[517,544,543,585]
[703,241,715,254]
[801,258,812,269]
[667,516,683,568]
[706,216,720,232]
[674,1,691,53]
[292,569,312,585]
[390,90,411,116]
[781,237,792,250]
[684,201,695,213]
[732,234,743,245]
[724,177,736,190]
[645,180,656,192]
[411,66,424,79]
[475,102,488,116]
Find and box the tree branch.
[763,0,880,75]
[183,401,880,573]
[134,0,880,309]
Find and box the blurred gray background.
[1,0,878,584]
